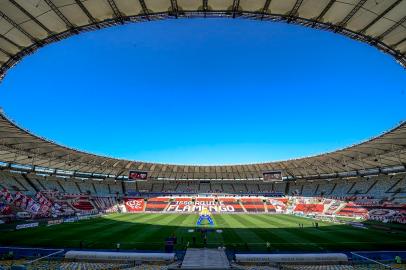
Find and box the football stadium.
[0,0,406,269]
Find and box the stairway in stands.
[181,248,230,269]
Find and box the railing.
[351,251,404,270]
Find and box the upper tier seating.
[199,183,210,193]
[162,182,177,193]
[0,171,28,192]
[388,176,406,194]
[288,182,303,195]
[366,175,398,198]
[235,184,247,193]
[38,176,64,192]
[314,181,336,196]
[330,181,353,197]
[76,180,95,194]
[152,183,164,192]
[106,180,123,195]
[301,184,317,196]
[58,179,81,194]
[211,183,222,193]
[93,182,110,195]
[347,178,374,195]
[222,183,235,193]
[246,183,259,193]
[273,182,287,193]
[136,181,153,192]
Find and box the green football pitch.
[0,213,405,252]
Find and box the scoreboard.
[263,171,283,182]
[128,171,148,181]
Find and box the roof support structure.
[138,0,150,20]
[43,0,75,30]
[0,47,11,57]
[393,36,406,48]
[377,15,406,41]
[203,0,208,12]
[106,0,123,22]
[232,0,240,18]
[0,10,37,42]
[288,0,304,17]
[9,0,53,35]
[0,33,22,49]
[73,0,97,24]
[360,0,403,34]
[261,0,272,16]
[315,0,336,21]
[170,0,179,17]
[337,0,367,28]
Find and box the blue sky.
[0,19,405,165]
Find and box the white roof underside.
[0,0,405,74]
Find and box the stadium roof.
[0,0,406,76]
[0,0,405,180]
[0,112,405,180]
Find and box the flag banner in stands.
[263,171,283,182]
[0,203,11,215]
[0,188,13,203]
[165,200,235,213]
[128,171,148,180]
[124,198,145,212]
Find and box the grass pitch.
[0,213,405,252]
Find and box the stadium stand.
[211,183,223,193]
[76,180,96,194]
[330,181,354,197]
[314,181,336,197]
[1,170,406,222]
[304,185,319,197]
[39,177,65,193]
[135,181,153,193]
[222,183,235,193]
[92,181,111,196]
[58,179,81,194]
[107,180,123,195]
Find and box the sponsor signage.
[16,222,39,230]
[65,251,175,262]
[236,253,348,263]
[64,217,79,223]
[47,219,63,226]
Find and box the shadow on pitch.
[0,214,405,253]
